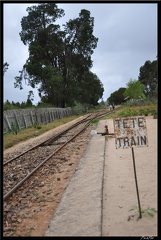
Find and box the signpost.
[114,116,148,219]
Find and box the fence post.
[51,111,53,121]
[13,110,20,130]
[30,111,34,125]
[44,112,47,124]
[40,113,43,124]
[48,111,51,122]
[4,114,12,131]
[58,110,60,119]
[22,114,28,128]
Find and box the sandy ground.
[102,117,157,236]
[3,116,157,237]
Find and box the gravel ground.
[45,120,106,236]
[3,117,97,237]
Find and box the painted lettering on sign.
[114,117,148,149]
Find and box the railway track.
[3,107,121,236]
[4,112,103,201]
[3,108,121,202]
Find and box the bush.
[118,111,126,117]
[33,122,41,129]
[11,122,19,135]
[139,109,144,115]
[131,110,138,116]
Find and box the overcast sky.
[3,3,157,105]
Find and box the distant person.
[112,103,115,110]
[109,105,113,111]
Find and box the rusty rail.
[3,114,97,201]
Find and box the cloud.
[3,3,157,105]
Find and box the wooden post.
[131,147,142,219]
[4,114,12,131]
[13,110,20,130]
[48,111,51,122]
[22,114,27,128]
[30,111,34,125]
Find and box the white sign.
[114,117,148,149]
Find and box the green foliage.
[124,79,145,100]
[11,122,19,135]
[26,98,32,107]
[14,3,103,108]
[118,109,131,117]
[108,87,126,105]
[33,122,41,129]
[138,58,158,98]
[36,102,54,108]
[3,99,35,110]
[129,206,157,218]
[117,105,156,117]
[131,110,138,116]
[153,110,157,119]
[76,71,104,106]
[138,108,144,115]
[91,119,99,125]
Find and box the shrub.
[11,122,19,135]
[33,122,41,129]
[131,110,138,116]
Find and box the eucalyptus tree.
[107,87,126,105]
[60,9,99,106]
[14,3,65,105]
[14,3,102,107]
[138,59,158,98]
[76,71,104,106]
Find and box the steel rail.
[3,114,92,166]
[3,108,121,166]
[3,115,97,201]
[3,109,121,200]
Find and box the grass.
[3,115,82,150]
[100,103,157,120]
[91,119,99,125]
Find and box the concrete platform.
[44,120,107,236]
[44,117,157,237]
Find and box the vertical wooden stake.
[131,147,142,219]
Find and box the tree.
[76,71,104,106]
[3,99,12,110]
[21,101,26,108]
[14,3,101,107]
[138,59,158,98]
[60,9,99,107]
[14,3,65,104]
[3,62,9,75]
[107,87,126,105]
[123,79,145,99]
[26,98,32,107]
